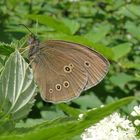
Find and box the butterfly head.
[28,33,40,58]
[28,33,39,46]
[19,24,40,58]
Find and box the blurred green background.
[0,0,140,128]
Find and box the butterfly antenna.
[19,24,35,36]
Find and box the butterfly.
[28,34,109,103]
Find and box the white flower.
[126,34,132,40]
[131,106,140,117]
[79,114,84,119]
[131,111,138,117]
[134,120,140,126]
[131,105,140,126]
[100,105,104,108]
[81,112,138,140]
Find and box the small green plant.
[0,0,140,139]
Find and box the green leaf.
[112,43,132,61]
[110,73,138,89]
[0,42,15,56]
[120,60,140,70]
[27,15,71,35]
[40,109,65,120]
[0,97,134,139]
[0,118,15,135]
[84,22,111,43]
[57,103,81,117]
[16,119,44,128]
[0,56,5,66]
[117,5,138,20]
[126,4,140,18]
[61,18,80,35]
[73,93,103,110]
[125,21,140,39]
[0,51,36,120]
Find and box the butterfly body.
[29,35,109,103]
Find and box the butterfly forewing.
[45,40,109,90]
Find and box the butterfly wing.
[31,47,88,103]
[30,40,109,103]
[44,40,109,90]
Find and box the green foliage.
[0,0,140,139]
[110,72,139,89]
[0,97,135,140]
[112,43,132,61]
[28,15,80,35]
[0,51,36,121]
[0,43,15,56]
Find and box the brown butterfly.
[28,34,109,103]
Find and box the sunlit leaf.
[40,109,65,120]
[0,51,36,120]
[61,18,80,35]
[120,60,140,70]
[0,42,15,56]
[125,21,140,39]
[127,4,140,17]
[84,22,111,43]
[27,15,71,35]
[117,5,138,20]
[57,103,81,117]
[73,93,103,110]
[112,43,132,61]
[0,97,135,139]
[110,73,139,89]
